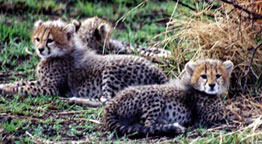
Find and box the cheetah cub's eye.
[201,74,207,79]
[216,74,221,79]
[35,37,40,42]
[47,38,54,43]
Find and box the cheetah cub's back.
[104,59,234,137]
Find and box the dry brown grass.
[225,0,262,23]
[153,2,262,92]
[226,94,262,123]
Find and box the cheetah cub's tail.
[108,39,172,63]
[104,104,185,137]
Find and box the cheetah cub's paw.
[173,122,186,134]
[100,96,109,104]
[0,84,17,95]
[0,84,4,89]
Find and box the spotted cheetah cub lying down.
[0,19,168,106]
[74,16,171,63]
[104,59,234,136]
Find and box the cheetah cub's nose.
[38,48,45,53]
[209,83,215,90]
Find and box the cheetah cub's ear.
[94,23,111,41]
[223,60,234,76]
[34,20,43,28]
[64,24,76,34]
[185,61,196,76]
[64,23,76,40]
[72,20,81,33]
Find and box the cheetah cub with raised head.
[104,59,234,136]
[74,16,171,63]
[0,19,168,106]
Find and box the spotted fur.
[74,16,172,62]
[104,59,234,136]
[0,19,168,106]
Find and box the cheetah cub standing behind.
[0,19,168,106]
[104,59,234,136]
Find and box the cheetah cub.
[74,16,171,63]
[104,59,234,136]
[0,19,168,106]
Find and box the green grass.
[0,0,261,143]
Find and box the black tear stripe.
[204,63,207,74]
[202,63,207,87]
[46,45,51,55]
[214,62,218,83]
[204,77,208,87]
[46,30,51,55]
[215,62,217,73]
[204,63,208,86]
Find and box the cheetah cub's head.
[32,20,76,59]
[185,59,234,95]
[73,16,112,50]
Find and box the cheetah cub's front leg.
[0,81,58,96]
[100,69,125,103]
[99,68,132,103]
[99,70,121,103]
[0,81,38,95]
